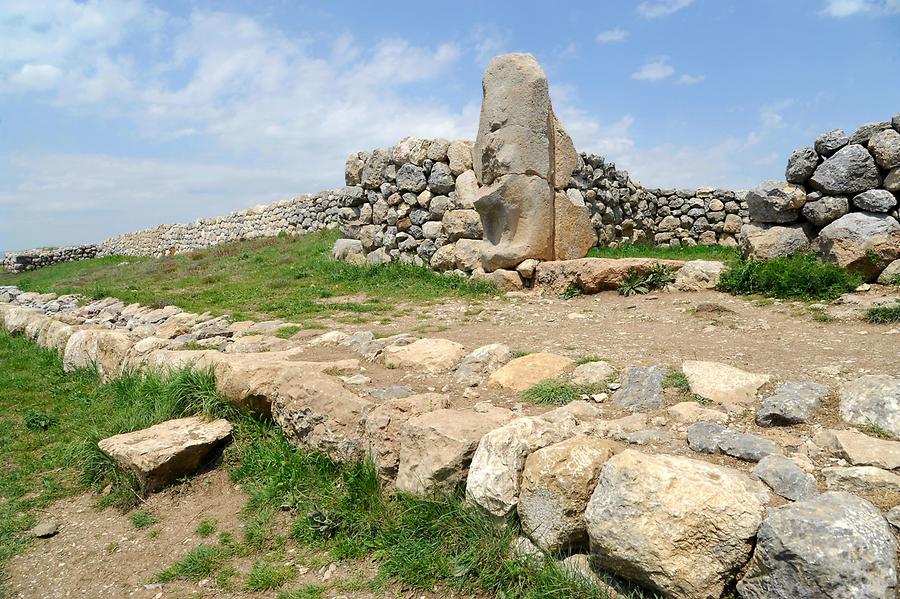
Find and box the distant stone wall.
[2,245,98,274]
[335,137,747,273]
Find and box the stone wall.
[2,245,99,274]
[336,137,747,273]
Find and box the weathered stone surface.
[453,169,478,209]
[361,148,391,188]
[453,239,485,272]
[877,258,900,284]
[63,329,134,381]
[738,491,897,599]
[801,195,849,227]
[752,454,818,501]
[534,258,685,294]
[487,352,574,392]
[886,166,900,192]
[519,436,620,552]
[756,381,828,426]
[470,268,524,291]
[570,361,615,385]
[395,163,427,193]
[557,554,628,599]
[344,151,366,186]
[687,421,727,454]
[476,174,554,271]
[666,402,729,424]
[850,121,892,146]
[809,144,882,195]
[839,374,900,439]
[813,212,900,280]
[447,140,474,176]
[98,417,232,491]
[395,405,513,495]
[382,338,466,373]
[454,343,513,386]
[815,129,849,156]
[869,128,900,169]
[553,190,596,260]
[785,147,819,184]
[746,180,807,223]
[738,223,810,260]
[683,360,770,405]
[586,450,769,599]
[815,429,900,470]
[823,465,900,495]
[392,137,429,165]
[442,209,483,242]
[37,320,77,353]
[852,189,897,213]
[687,422,781,462]
[467,403,599,517]
[673,260,726,291]
[31,521,59,538]
[613,366,666,412]
[332,238,366,265]
[363,393,450,479]
[427,162,455,195]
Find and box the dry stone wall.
[2,245,98,273]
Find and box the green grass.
[279,585,326,599]
[275,325,303,339]
[196,518,217,538]
[589,242,738,261]
[866,303,900,324]
[156,544,233,582]
[130,510,158,529]
[1,229,496,324]
[575,356,609,366]
[718,253,862,301]
[245,560,296,591]
[521,379,606,405]
[618,264,675,296]
[663,368,689,391]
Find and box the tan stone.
[519,436,620,552]
[382,338,466,373]
[823,466,900,495]
[667,402,730,424]
[487,352,575,392]
[98,416,232,491]
[396,406,514,495]
[63,329,135,381]
[454,169,479,209]
[534,258,685,294]
[454,239,485,272]
[37,320,78,354]
[552,111,578,189]
[554,191,596,261]
[683,360,770,405]
[2,306,41,335]
[814,429,900,470]
[470,268,523,291]
[447,140,474,176]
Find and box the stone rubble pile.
[2,284,898,598]
[742,115,900,281]
[2,245,98,273]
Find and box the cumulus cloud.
[596,28,627,43]
[632,56,675,81]
[676,74,705,85]
[637,0,696,18]
[821,0,900,15]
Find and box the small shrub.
[618,263,675,296]
[23,408,58,431]
[866,303,900,324]
[857,421,893,439]
[559,284,582,300]
[663,369,689,391]
[130,510,158,529]
[522,379,605,405]
[718,254,861,300]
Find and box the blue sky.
[1,0,899,252]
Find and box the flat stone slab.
[98,416,233,491]
[487,352,574,392]
[534,258,686,293]
[683,360,770,405]
[814,428,900,470]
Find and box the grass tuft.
[130,510,158,530]
[156,544,233,582]
[663,368,690,391]
[718,253,861,300]
[866,303,900,324]
[522,379,606,405]
[245,560,296,591]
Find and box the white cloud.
[11,63,62,89]
[596,28,627,43]
[821,0,900,15]
[676,74,705,85]
[759,99,796,129]
[637,0,696,18]
[632,56,675,81]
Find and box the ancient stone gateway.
[473,53,595,272]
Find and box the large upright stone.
[812,212,900,280]
[809,144,882,195]
[839,374,900,439]
[554,191,596,260]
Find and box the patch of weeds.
[885,274,900,286]
[718,253,862,300]
[130,510,158,530]
[575,355,609,366]
[279,585,326,599]
[857,420,893,440]
[156,544,233,582]
[181,341,209,351]
[811,310,837,323]
[105,542,119,554]
[147,528,160,539]
[559,284,583,300]
[522,379,606,405]
[866,303,900,324]
[23,407,59,431]
[275,325,302,339]
[196,518,217,538]
[246,560,296,591]
[510,350,532,359]
[663,368,689,391]
[618,264,675,296]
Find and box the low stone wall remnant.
[2,245,99,274]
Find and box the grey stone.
[869,128,900,170]
[894,113,900,132]
[839,374,900,439]
[746,180,806,223]
[756,381,829,426]
[809,144,882,195]
[427,162,455,195]
[887,506,900,529]
[815,129,849,156]
[849,121,891,146]
[852,189,897,213]
[31,521,59,538]
[752,455,818,501]
[395,164,427,193]
[738,223,810,260]
[686,422,727,454]
[370,385,414,400]
[823,465,900,495]
[801,195,849,227]
[717,430,781,462]
[613,366,666,412]
[812,212,900,281]
[887,167,900,192]
[737,492,897,599]
[877,259,900,284]
[785,147,819,184]
[442,209,483,242]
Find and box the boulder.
[454,239,486,272]
[852,189,897,213]
[752,454,818,501]
[801,195,849,228]
[395,163,427,193]
[363,393,450,479]
[453,343,513,386]
[442,209,483,242]
[427,162,455,195]
[666,402,729,424]
[687,423,781,462]
[868,128,900,169]
[822,465,900,495]
[447,140,474,176]
[683,360,770,405]
[812,212,900,280]
[392,137,429,165]
[470,268,524,291]
[746,180,807,223]
[553,190,596,260]
[738,223,810,260]
[63,329,134,381]
[570,361,615,385]
[36,320,77,354]
[332,239,366,265]
[552,112,578,189]
[534,258,685,294]
[737,492,897,599]
[809,144,882,195]
[585,450,769,599]
[345,151,366,185]
[361,148,391,188]
[756,381,828,426]
[382,338,466,373]
[839,375,900,439]
[519,436,621,552]
[612,366,666,412]
[2,306,41,335]
[814,129,849,156]
[673,260,726,291]
[487,352,574,392]
[395,405,513,495]
[785,147,819,184]
[98,417,232,491]
[557,554,628,599]
[849,121,892,146]
[886,166,900,192]
[453,169,479,209]
[877,258,900,284]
